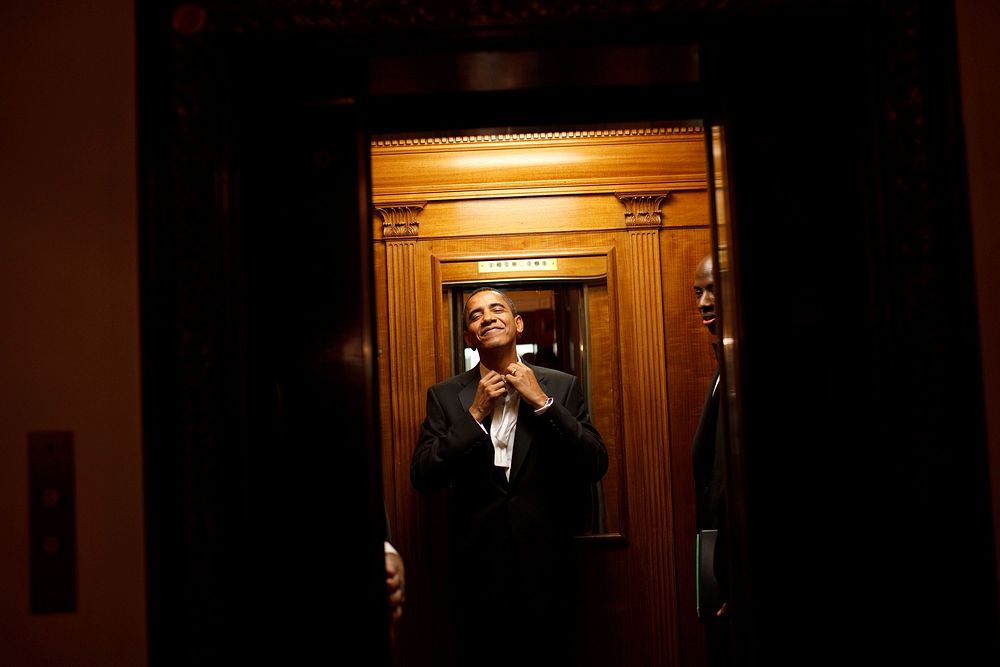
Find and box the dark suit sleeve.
[410,383,493,494]
[537,374,609,483]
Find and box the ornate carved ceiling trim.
[371,126,702,149]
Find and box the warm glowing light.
[448,150,583,170]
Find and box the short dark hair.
[463,286,518,330]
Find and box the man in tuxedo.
[692,254,733,667]
[411,286,608,666]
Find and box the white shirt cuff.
[533,396,554,415]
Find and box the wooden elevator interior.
[371,124,721,666]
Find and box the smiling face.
[693,255,718,339]
[463,289,523,354]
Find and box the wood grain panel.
[385,239,425,547]
[661,190,711,229]
[400,194,623,238]
[372,128,707,202]
[371,191,708,240]
[584,282,625,538]
[439,254,608,283]
[661,228,716,667]
[621,228,678,666]
[377,241,430,666]
[383,238,457,666]
[419,231,619,260]
[374,245,394,517]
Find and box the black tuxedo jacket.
[410,362,607,613]
[692,369,725,531]
[692,368,730,620]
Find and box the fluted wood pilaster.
[624,225,679,667]
[385,238,424,546]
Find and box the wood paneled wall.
[372,126,716,667]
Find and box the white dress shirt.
[476,358,553,481]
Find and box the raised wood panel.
[384,194,621,238]
[662,191,711,229]
[418,232,621,264]
[438,254,608,283]
[372,191,707,240]
[371,128,707,202]
[434,272,451,387]
[583,282,625,538]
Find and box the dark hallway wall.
[956,0,1000,598]
[0,1,147,665]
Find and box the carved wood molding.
[616,193,671,228]
[376,202,426,238]
[371,126,702,149]
[371,134,705,203]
